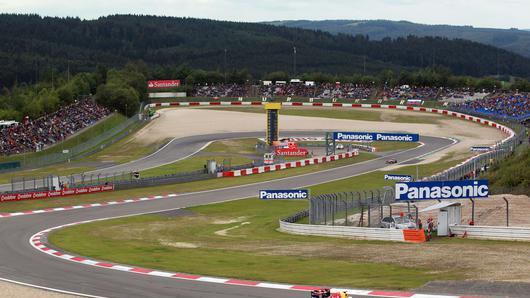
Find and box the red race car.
[310,288,331,298]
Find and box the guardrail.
[450,225,530,241]
[279,218,406,242]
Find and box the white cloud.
[1,0,529,29]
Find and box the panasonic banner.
[395,180,489,201]
[384,174,413,182]
[333,132,419,142]
[259,189,309,200]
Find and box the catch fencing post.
[344,199,348,226]
[503,197,509,227]
[470,198,475,223]
[367,203,371,227]
[414,205,419,228]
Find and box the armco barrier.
[0,185,114,202]
[450,225,530,241]
[279,219,407,242]
[218,151,358,177]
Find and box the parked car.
[385,158,398,164]
[380,216,416,229]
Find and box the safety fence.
[68,170,214,191]
[308,188,407,227]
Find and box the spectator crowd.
[452,92,530,120]
[0,100,110,155]
[188,83,453,101]
[190,84,249,98]
[378,86,441,101]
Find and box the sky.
[1,0,529,29]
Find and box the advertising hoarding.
[333,132,419,142]
[259,189,309,200]
[384,174,413,182]
[147,80,181,89]
[395,180,489,201]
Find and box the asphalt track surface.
[0,134,454,298]
[1,130,331,193]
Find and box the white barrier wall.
[450,225,530,241]
[279,220,406,242]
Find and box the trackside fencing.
[309,189,397,227]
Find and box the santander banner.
[0,185,114,203]
[147,80,181,89]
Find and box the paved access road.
[0,134,453,298]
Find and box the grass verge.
[49,198,457,290]
[0,153,376,213]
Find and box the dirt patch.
[214,222,251,237]
[416,194,530,227]
[212,216,248,224]
[132,108,505,165]
[159,240,199,249]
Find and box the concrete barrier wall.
[450,225,530,241]
[279,220,405,242]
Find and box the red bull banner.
[0,185,114,202]
[147,80,181,89]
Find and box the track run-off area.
[0,103,514,298]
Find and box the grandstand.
[0,100,110,155]
[452,92,530,122]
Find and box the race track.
[0,132,454,298]
[1,130,335,193]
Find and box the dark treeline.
[0,62,144,121]
[2,14,530,89]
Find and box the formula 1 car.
[385,158,398,164]
[311,289,348,298]
[311,288,331,298]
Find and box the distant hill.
[2,14,530,88]
[266,20,530,58]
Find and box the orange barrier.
[402,229,426,243]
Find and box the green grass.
[49,198,456,290]
[0,113,127,164]
[310,154,464,195]
[486,146,530,195]
[140,138,258,177]
[370,141,419,152]
[203,138,258,155]
[203,107,442,124]
[0,152,376,213]
[141,155,253,177]
[0,164,94,184]
[81,135,169,166]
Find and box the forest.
[2,14,530,89]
